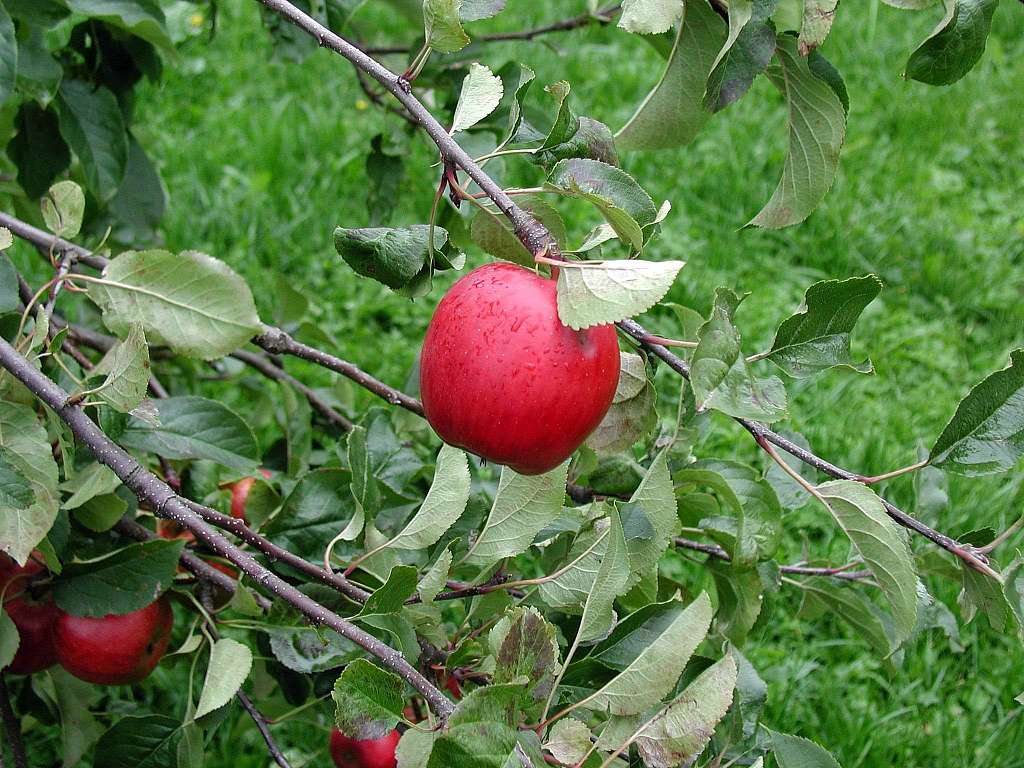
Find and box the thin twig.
[0,674,26,768]
[978,515,1024,555]
[236,690,293,768]
[672,537,873,581]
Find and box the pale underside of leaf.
[555,259,684,330]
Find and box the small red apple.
[1,554,58,675]
[330,727,399,768]
[55,597,174,685]
[420,263,620,475]
[158,518,195,544]
[228,469,272,522]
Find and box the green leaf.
[0,2,15,105]
[109,136,167,242]
[583,592,712,716]
[9,102,71,198]
[545,159,659,251]
[73,494,128,533]
[705,0,778,113]
[56,80,127,203]
[460,0,506,21]
[691,288,788,421]
[267,625,361,674]
[764,431,816,510]
[905,0,997,86]
[95,715,181,768]
[333,658,406,739]
[452,63,504,133]
[0,455,34,511]
[388,444,471,550]
[0,251,16,313]
[577,507,630,643]
[492,606,559,703]
[366,134,405,227]
[348,425,381,519]
[0,401,60,565]
[60,461,121,510]
[586,352,658,454]
[799,0,839,53]
[747,37,847,228]
[770,730,843,768]
[624,452,680,592]
[617,0,727,150]
[41,181,85,239]
[266,469,358,563]
[465,461,569,568]
[64,0,174,56]
[0,610,17,670]
[397,728,436,768]
[709,560,767,645]
[88,249,262,361]
[45,668,105,768]
[358,565,419,616]
[555,259,685,330]
[119,396,259,471]
[537,506,612,612]
[619,0,684,34]
[470,197,567,267]
[15,28,62,107]
[84,323,151,414]
[335,225,449,292]
[53,539,183,617]
[635,654,738,767]
[817,481,918,642]
[799,578,895,656]
[423,0,470,52]
[958,559,1014,632]
[538,81,579,150]
[195,638,253,719]
[766,275,881,378]
[417,545,454,604]
[928,349,1024,476]
[545,718,592,766]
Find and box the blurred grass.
[15,0,1024,765]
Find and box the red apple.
[5,595,59,674]
[228,469,272,522]
[55,597,174,685]
[420,263,619,475]
[330,728,399,768]
[158,518,195,544]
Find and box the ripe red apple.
[330,728,399,768]
[419,263,620,475]
[55,597,174,685]
[228,469,272,522]
[1,554,58,675]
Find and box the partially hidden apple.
[419,263,620,475]
[330,727,400,768]
[1,554,58,675]
[55,597,174,685]
[228,468,272,522]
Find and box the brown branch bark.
[0,336,455,721]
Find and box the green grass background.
[19,0,1024,765]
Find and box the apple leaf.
[81,322,151,414]
[348,424,380,520]
[623,451,680,592]
[88,249,262,360]
[545,718,593,766]
[388,444,471,550]
[0,251,17,314]
[582,592,712,716]
[635,654,738,767]
[617,0,727,149]
[465,461,569,568]
[470,197,567,267]
[0,3,13,106]
[72,494,128,533]
[267,625,361,674]
[332,658,406,740]
[799,578,896,657]
[0,401,60,565]
[41,180,85,239]
[452,63,504,133]
[928,349,1024,476]
[95,715,181,768]
[56,80,127,203]
[537,506,612,612]
[423,0,470,53]
[52,539,184,617]
[905,0,997,86]
[619,0,684,35]
[0,455,35,511]
[490,606,559,704]
[195,638,253,720]
[335,225,449,292]
[766,275,881,378]
[708,560,767,645]
[545,159,658,250]
[799,0,840,53]
[691,288,788,422]
[770,730,843,768]
[460,0,506,21]
[576,506,630,643]
[817,480,918,642]
[357,565,419,617]
[0,227,10,251]
[266,469,358,563]
[417,545,454,604]
[0,610,17,670]
[555,258,685,330]
[747,37,847,229]
[118,396,259,471]
[704,0,774,113]
[538,81,579,150]
[586,352,658,454]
